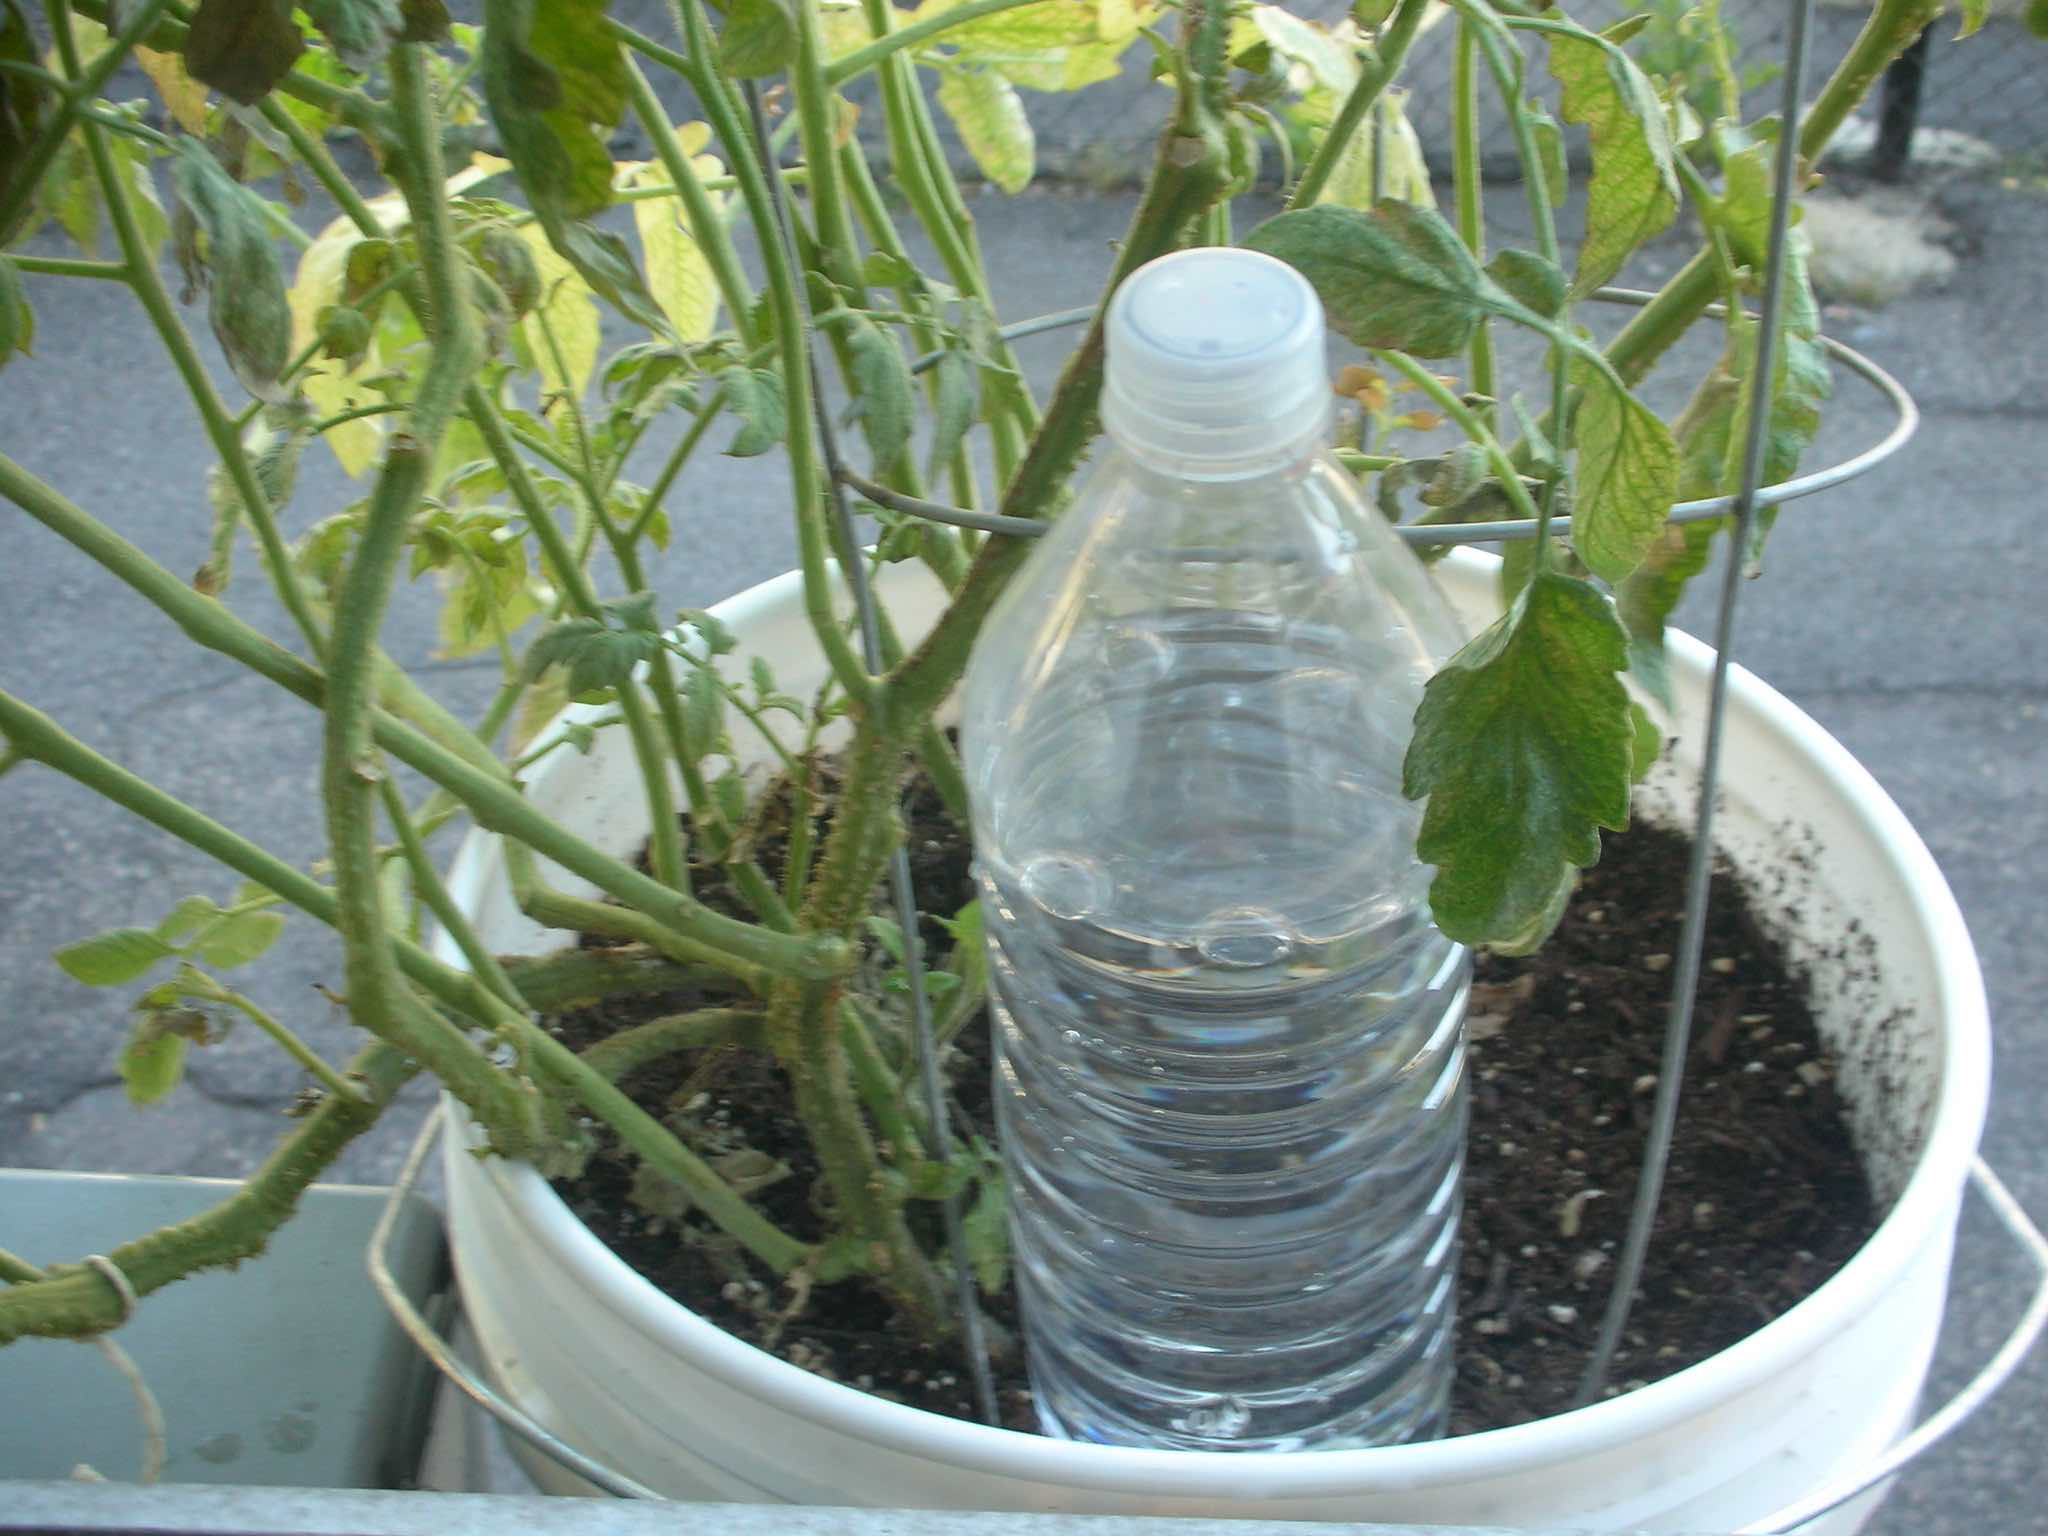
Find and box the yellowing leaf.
[290,218,385,475]
[1250,4,1356,93]
[519,222,599,400]
[136,44,211,133]
[1548,32,1679,298]
[1316,88,1436,211]
[937,67,1035,194]
[817,1,873,59]
[624,131,724,346]
[925,0,1148,90]
[1097,0,1139,42]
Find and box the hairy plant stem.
[1452,24,1495,419]
[0,1043,414,1344]
[580,1007,759,1083]
[669,0,875,709]
[1600,0,1942,384]
[0,454,842,980]
[1287,0,1432,209]
[0,0,174,242]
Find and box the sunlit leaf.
[1243,202,1530,358]
[1548,31,1679,297]
[55,928,176,988]
[137,44,213,133]
[937,66,1034,194]
[518,222,599,401]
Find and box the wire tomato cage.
[373,0,2048,1522]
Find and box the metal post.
[1872,25,1932,182]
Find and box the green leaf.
[303,0,406,73]
[678,607,739,656]
[0,254,30,370]
[927,343,979,482]
[721,0,797,77]
[719,365,787,457]
[171,140,293,401]
[681,666,723,765]
[962,1165,1009,1294]
[1525,103,1568,211]
[184,0,305,104]
[524,617,663,697]
[119,1019,189,1105]
[937,67,1035,195]
[1316,88,1436,212]
[1957,0,1987,38]
[0,0,55,245]
[1630,700,1663,783]
[1568,352,1679,585]
[2029,0,2048,40]
[1242,203,1524,358]
[155,896,222,944]
[1548,32,1679,298]
[1601,11,1654,46]
[192,910,287,969]
[1486,248,1568,321]
[1404,571,1634,950]
[864,913,907,964]
[844,314,915,474]
[55,928,176,988]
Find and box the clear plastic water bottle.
[959,248,1471,1452]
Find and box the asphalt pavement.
[2,122,2044,1530]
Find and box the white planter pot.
[437,551,1989,1531]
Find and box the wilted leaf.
[937,67,1034,194]
[1548,32,1678,298]
[1243,203,1528,358]
[172,140,293,400]
[1568,352,1679,585]
[844,313,915,473]
[1404,571,1634,950]
[290,219,385,475]
[55,928,176,987]
[681,666,723,764]
[185,0,305,104]
[927,342,979,482]
[719,365,787,456]
[120,1017,189,1105]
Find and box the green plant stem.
[672,0,874,710]
[580,1007,757,1082]
[210,988,369,1105]
[8,253,128,279]
[0,0,173,243]
[375,776,524,1017]
[1452,24,1496,416]
[791,0,865,291]
[890,0,1234,726]
[1374,349,1546,528]
[497,946,708,1013]
[1602,0,1942,384]
[843,998,925,1165]
[630,386,724,545]
[317,42,535,1153]
[1288,0,1432,209]
[0,1043,413,1345]
[0,450,812,973]
[620,52,757,347]
[825,0,1045,84]
[502,840,769,993]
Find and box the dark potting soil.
[544,778,1875,1439]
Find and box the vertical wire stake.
[1572,0,1817,1409]
[741,83,1001,1428]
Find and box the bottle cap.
[1101,247,1331,474]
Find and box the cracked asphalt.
[4,127,2045,1526]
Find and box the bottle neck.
[1106,418,1331,485]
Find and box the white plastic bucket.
[438,551,1989,1530]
